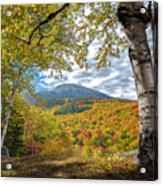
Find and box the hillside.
[1,98,144,179]
[37,84,111,99]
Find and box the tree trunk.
[152,1,158,178]
[117,2,158,179]
[1,67,24,147]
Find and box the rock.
[1,146,10,157]
[118,149,138,158]
[118,149,139,164]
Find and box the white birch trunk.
[117,2,158,178]
[1,67,23,147]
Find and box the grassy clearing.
[1,154,150,180]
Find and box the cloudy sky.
[34,22,152,101]
[35,44,137,100]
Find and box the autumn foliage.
[2,97,141,178]
[18,98,140,159]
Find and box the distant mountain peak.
[38,83,111,99]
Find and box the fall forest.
[1,1,158,180]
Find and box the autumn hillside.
[1,97,143,179]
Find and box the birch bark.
[117,2,158,178]
[1,67,24,147]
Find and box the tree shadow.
[1,155,153,180]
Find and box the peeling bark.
[117,2,158,179]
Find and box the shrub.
[40,136,73,156]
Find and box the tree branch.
[16,3,70,45]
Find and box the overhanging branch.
[17,3,70,45]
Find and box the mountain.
[37,84,111,99]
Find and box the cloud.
[35,26,138,102]
[36,47,137,100]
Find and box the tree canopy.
[1,2,128,129]
[1,2,127,78]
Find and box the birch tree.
[1,3,72,147]
[117,1,158,177]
